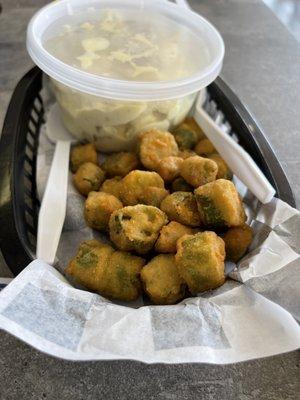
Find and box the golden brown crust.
[175,232,225,294]
[141,254,185,305]
[223,224,253,262]
[101,152,140,177]
[109,205,168,254]
[120,170,165,206]
[155,221,196,253]
[100,177,123,199]
[180,156,218,188]
[84,191,123,231]
[178,149,197,160]
[208,154,232,180]
[70,143,98,172]
[160,192,201,227]
[194,139,215,156]
[195,179,246,228]
[170,177,193,193]
[66,240,144,301]
[156,156,184,182]
[73,162,105,196]
[139,129,178,170]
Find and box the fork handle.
[36,140,71,264]
[194,104,275,204]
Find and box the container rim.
[26,0,225,101]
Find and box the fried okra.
[109,205,168,254]
[155,221,196,253]
[180,156,218,188]
[178,149,197,160]
[139,130,178,170]
[73,162,105,196]
[66,240,144,301]
[175,232,225,294]
[176,117,205,140]
[195,179,246,228]
[194,138,215,156]
[66,240,114,292]
[160,192,201,227]
[141,254,185,304]
[101,152,139,177]
[208,154,232,180]
[102,251,145,301]
[171,177,193,193]
[100,177,123,199]
[156,156,184,182]
[71,143,98,172]
[139,186,169,208]
[173,127,198,150]
[84,191,123,231]
[120,170,166,206]
[223,224,253,262]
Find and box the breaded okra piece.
[84,191,123,231]
[102,250,145,301]
[73,162,105,196]
[195,179,246,228]
[171,177,193,193]
[66,240,145,301]
[100,177,123,200]
[70,143,98,172]
[175,232,225,294]
[66,240,114,292]
[194,138,215,156]
[139,130,178,170]
[141,254,186,305]
[120,170,167,206]
[180,155,218,188]
[175,117,205,141]
[172,126,198,150]
[156,156,184,182]
[155,221,197,253]
[109,205,168,255]
[101,151,140,177]
[178,149,197,160]
[223,224,253,262]
[160,192,201,227]
[208,154,232,180]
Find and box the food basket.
[0,67,295,277]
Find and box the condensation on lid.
[43,8,212,83]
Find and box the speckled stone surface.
[0,0,299,399]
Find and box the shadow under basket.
[0,67,295,276]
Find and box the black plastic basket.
[0,67,296,277]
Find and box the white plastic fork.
[36,104,76,265]
[194,91,275,204]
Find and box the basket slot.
[30,107,40,123]
[24,175,33,195]
[25,139,35,152]
[29,114,39,127]
[24,156,34,172]
[25,144,34,161]
[25,209,35,229]
[24,198,35,215]
[27,231,37,249]
[33,97,42,114]
[28,119,38,136]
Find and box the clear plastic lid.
[27,0,224,100]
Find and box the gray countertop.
[0,0,299,399]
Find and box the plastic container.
[26,0,224,152]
